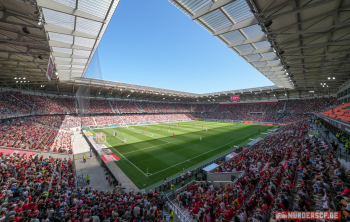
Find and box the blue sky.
[85,0,274,94]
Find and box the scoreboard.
[230,95,240,102]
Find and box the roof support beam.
[0,72,46,76]
[0,20,43,31]
[36,0,105,23]
[0,59,47,65]
[0,51,49,56]
[0,67,44,71]
[55,60,86,65]
[191,0,235,20]
[44,24,97,39]
[52,52,89,59]
[214,17,258,36]
[255,62,281,67]
[262,0,337,20]
[289,71,350,75]
[0,39,48,47]
[0,9,38,23]
[49,40,92,51]
[247,55,278,62]
[240,47,273,56]
[260,66,283,71]
[228,34,267,48]
[271,21,350,39]
[285,51,350,60]
[281,39,350,51]
[288,59,350,65]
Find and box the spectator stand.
[320,122,350,162]
[315,113,350,162]
[167,181,237,222]
[0,144,71,157]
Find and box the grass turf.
[91,121,275,190]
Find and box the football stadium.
[0,0,350,221]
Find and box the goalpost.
[94,132,106,144]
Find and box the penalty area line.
[91,130,148,177]
[125,128,170,144]
[121,143,168,155]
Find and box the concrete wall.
[338,158,350,171]
[207,171,243,181]
[337,82,350,103]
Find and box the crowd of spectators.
[0,119,72,154]
[31,116,79,130]
[0,91,337,120]
[285,98,337,113]
[205,98,336,123]
[86,100,113,113]
[0,92,75,116]
[277,114,311,125]
[0,92,30,117]
[172,119,306,221]
[172,117,350,221]
[0,91,347,221]
[0,152,166,222]
[0,115,345,221]
[86,114,195,126]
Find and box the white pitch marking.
[150,135,251,176]
[125,128,170,143]
[92,130,148,177]
[122,143,168,155]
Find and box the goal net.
[94,132,106,144]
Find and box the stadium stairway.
[149,102,156,112]
[163,210,169,222]
[170,201,195,222]
[9,92,32,110]
[109,100,116,113]
[140,115,147,122]
[135,101,144,112]
[72,131,90,154]
[211,104,220,113]
[74,99,78,113]
[283,101,287,112]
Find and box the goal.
[94,132,106,144]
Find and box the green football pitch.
[91,121,275,189]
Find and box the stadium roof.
[169,0,350,91]
[170,0,294,89]
[39,77,331,102]
[38,0,119,81]
[0,0,119,85]
[0,0,342,101]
